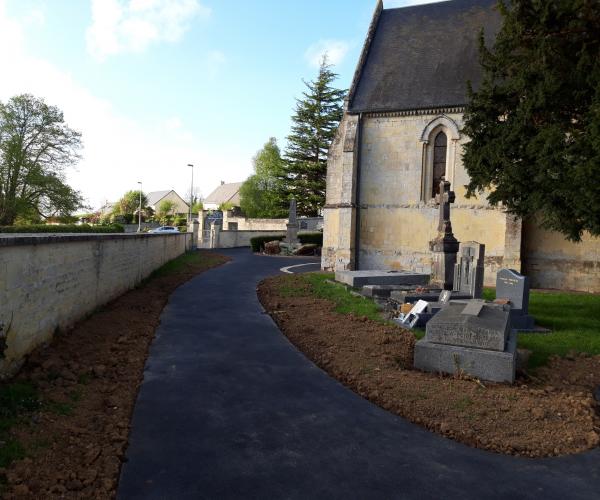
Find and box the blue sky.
[0,0,438,208]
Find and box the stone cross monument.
[429,178,459,290]
[285,198,299,244]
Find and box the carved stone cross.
[434,178,455,237]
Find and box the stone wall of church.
[323,111,599,292]
[522,221,600,293]
[356,113,513,286]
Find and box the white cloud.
[86,0,210,61]
[305,39,350,68]
[0,1,250,210]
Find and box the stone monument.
[285,198,299,244]
[429,178,460,290]
[453,241,485,299]
[496,269,535,330]
[414,300,517,383]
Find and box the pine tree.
[462,0,600,241]
[284,57,346,216]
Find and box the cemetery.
[257,177,600,458]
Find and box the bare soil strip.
[0,251,228,499]
[258,274,600,458]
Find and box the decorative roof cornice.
[357,106,465,118]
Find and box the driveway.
[118,248,600,499]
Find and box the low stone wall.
[222,213,323,232]
[217,230,287,249]
[0,233,191,378]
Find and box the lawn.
[305,273,600,369]
[483,288,600,368]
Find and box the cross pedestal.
[429,178,459,290]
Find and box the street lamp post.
[137,181,142,232]
[187,163,194,223]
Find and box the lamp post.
[187,163,194,223]
[137,181,142,232]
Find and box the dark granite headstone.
[496,269,535,330]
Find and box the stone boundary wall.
[222,212,323,232]
[0,233,191,378]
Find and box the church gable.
[349,0,500,113]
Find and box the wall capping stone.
[0,232,186,248]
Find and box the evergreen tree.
[462,0,600,241]
[284,57,346,216]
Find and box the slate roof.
[348,0,501,113]
[204,182,243,207]
[147,190,173,207]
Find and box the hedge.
[250,235,285,252]
[249,232,323,252]
[298,232,323,246]
[0,224,125,234]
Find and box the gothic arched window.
[432,131,447,197]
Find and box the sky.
[0,0,440,210]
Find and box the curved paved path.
[119,248,600,499]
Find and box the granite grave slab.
[424,301,510,352]
[335,270,429,288]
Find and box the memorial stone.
[496,269,535,330]
[285,199,299,244]
[429,178,460,290]
[453,241,485,299]
[414,300,516,383]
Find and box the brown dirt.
[258,274,600,458]
[0,251,229,499]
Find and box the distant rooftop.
[349,0,501,113]
[204,182,243,207]
[147,190,173,207]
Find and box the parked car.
[149,226,179,234]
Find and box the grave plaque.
[496,269,535,330]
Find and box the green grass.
[484,287,600,369]
[303,273,384,322]
[148,250,224,280]
[0,382,40,468]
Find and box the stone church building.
[323,0,600,292]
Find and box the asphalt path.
[118,248,600,500]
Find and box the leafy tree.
[157,199,176,224]
[239,137,287,218]
[114,190,148,219]
[0,94,84,225]
[462,0,600,241]
[283,56,346,216]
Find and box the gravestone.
[285,199,299,244]
[453,241,485,299]
[429,178,460,290]
[496,269,535,330]
[414,300,516,383]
